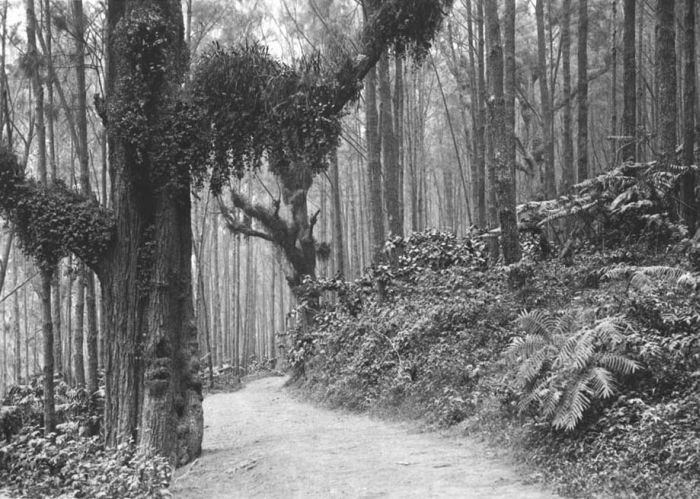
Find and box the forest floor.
[170,376,558,498]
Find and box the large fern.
[507,310,640,431]
[603,264,698,292]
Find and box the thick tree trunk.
[577,0,589,181]
[103,0,202,465]
[622,0,636,161]
[656,0,677,166]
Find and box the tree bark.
[561,0,575,192]
[682,0,696,232]
[26,0,55,436]
[622,0,636,161]
[103,0,202,464]
[486,0,521,264]
[536,0,555,198]
[366,65,384,257]
[577,0,589,181]
[379,52,401,238]
[656,0,677,167]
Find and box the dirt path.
[171,376,558,498]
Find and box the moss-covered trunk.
[102,0,202,465]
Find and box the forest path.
[171,376,557,499]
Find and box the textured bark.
[577,0,589,181]
[72,271,85,386]
[656,0,677,166]
[103,0,202,465]
[330,149,345,277]
[379,52,401,237]
[486,0,521,264]
[26,0,55,435]
[681,0,696,232]
[476,0,487,227]
[366,66,384,257]
[561,0,575,193]
[622,0,636,161]
[536,0,555,198]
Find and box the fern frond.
[540,384,562,418]
[553,374,592,431]
[517,378,551,413]
[518,309,556,338]
[598,353,640,375]
[589,366,616,398]
[593,318,624,344]
[517,347,550,385]
[554,310,582,337]
[506,334,548,361]
[570,329,596,371]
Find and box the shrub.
[0,429,171,498]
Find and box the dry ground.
[171,376,558,498]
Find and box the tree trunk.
[622,0,636,161]
[379,52,401,238]
[561,0,575,193]
[682,0,696,232]
[26,0,55,436]
[103,0,202,465]
[485,0,521,264]
[577,0,589,181]
[366,66,384,257]
[657,0,677,166]
[330,148,345,276]
[536,0,556,198]
[72,271,85,386]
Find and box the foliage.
[109,5,209,199]
[0,431,171,498]
[518,161,690,252]
[290,227,700,496]
[0,147,114,270]
[365,0,455,60]
[507,309,639,430]
[190,43,342,194]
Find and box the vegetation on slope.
[290,165,700,498]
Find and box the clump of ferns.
[602,264,700,294]
[506,309,640,431]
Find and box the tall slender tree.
[681,0,696,231]
[656,0,677,166]
[622,0,636,161]
[485,0,520,263]
[536,0,555,198]
[577,0,590,181]
[561,0,575,192]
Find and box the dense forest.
[0,0,699,497]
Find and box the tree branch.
[218,197,274,242]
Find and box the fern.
[603,264,694,293]
[508,309,640,431]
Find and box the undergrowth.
[0,376,172,498]
[290,222,700,497]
